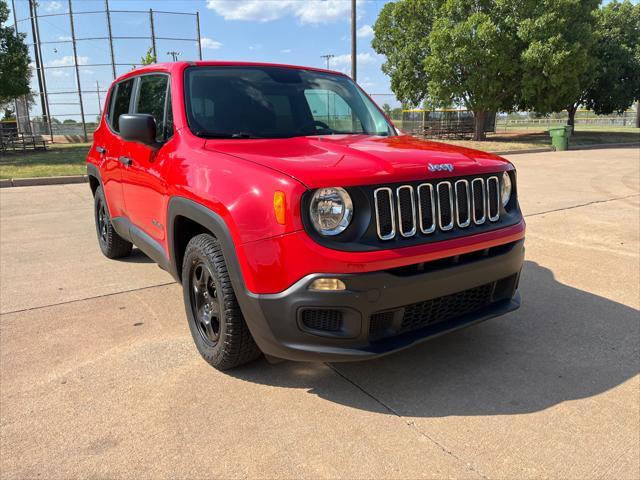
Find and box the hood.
[203,134,511,188]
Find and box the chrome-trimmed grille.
[487,176,500,222]
[436,182,454,231]
[373,174,502,240]
[454,180,471,228]
[471,178,486,225]
[417,183,436,234]
[374,187,396,240]
[396,185,417,237]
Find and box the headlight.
[501,171,512,207]
[310,187,353,235]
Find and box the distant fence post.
[104,0,116,79]
[196,12,202,60]
[68,0,88,142]
[149,9,156,59]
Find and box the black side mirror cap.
[119,114,160,148]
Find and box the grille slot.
[436,182,454,231]
[471,178,486,224]
[374,187,395,240]
[487,176,500,221]
[396,185,417,237]
[301,309,343,332]
[369,311,395,337]
[417,183,436,234]
[454,180,471,227]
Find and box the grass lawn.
[0,143,90,179]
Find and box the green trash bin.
[549,127,568,151]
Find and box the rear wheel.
[94,186,132,259]
[182,233,261,370]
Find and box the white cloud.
[281,49,292,54]
[201,37,223,50]
[248,44,263,51]
[206,0,362,24]
[43,1,62,12]
[356,24,373,38]
[47,55,89,67]
[331,52,376,67]
[57,35,72,42]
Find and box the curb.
[0,175,88,188]
[490,147,553,155]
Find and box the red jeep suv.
[87,61,525,370]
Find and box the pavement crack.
[325,363,490,480]
[527,193,639,217]
[1,282,176,315]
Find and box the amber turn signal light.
[273,191,286,225]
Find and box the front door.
[121,74,175,251]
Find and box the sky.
[7,0,398,122]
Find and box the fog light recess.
[308,278,346,291]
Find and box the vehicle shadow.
[229,260,640,417]
[116,248,154,264]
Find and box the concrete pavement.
[1,147,638,479]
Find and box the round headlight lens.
[501,171,512,207]
[310,187,353,235]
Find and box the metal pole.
[351,0,356,81]
[104,0,116,79]
[149,9,156,60]
[68,0,88,142]
[10,0,21,132]
[196,12,202,60]
[31,0,53,141]
[96,81,102,116]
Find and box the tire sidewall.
[94,187,110,254]
[182,242,227,364]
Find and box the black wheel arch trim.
[167,196,245,290]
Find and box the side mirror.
[119,114,159,148]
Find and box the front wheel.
[182,234,261,370]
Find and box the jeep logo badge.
[428,163,454,173]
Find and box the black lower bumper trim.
[236,239,525,362]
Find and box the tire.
[182,233,261,370]
[94,185,133,259]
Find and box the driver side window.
[304,89,364,133]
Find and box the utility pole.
[167,51,181,62]
[351,0,357,82]
[104,0,116,79]
[320,54,335,69]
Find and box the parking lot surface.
[1,147,639,479]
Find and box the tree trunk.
[473,110,486,141]
[635,101,640,129]
[567,104,578,133]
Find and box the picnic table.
[0,132,48,153]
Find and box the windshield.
[184,66,395,139]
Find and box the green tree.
[382,103,392,117]
[425,0,522,140]
[584,1,640,117]
[517,0,599,130]
[372,0,442,107]
[140,47,156,66]
[0,0,31,107]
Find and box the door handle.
[118,156,132,166]
[96,146,106,154]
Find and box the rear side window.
[135,74,169,142]
[111,78,134,132]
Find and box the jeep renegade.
[87,62,525,370]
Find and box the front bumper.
[237,239,524,362]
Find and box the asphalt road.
[1,147,638,479]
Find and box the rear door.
[121,73,174,249]
[97,78,135,219]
